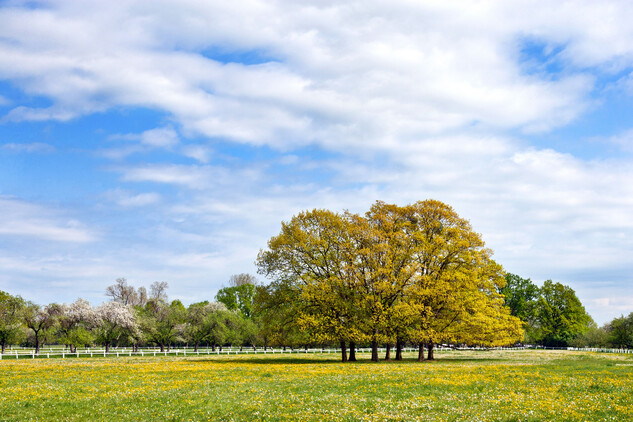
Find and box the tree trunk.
[105,342,110,353]
[194,342,199,352]
[340,340,348,362]
[427,342,435,360]
[395,338,403,361]
[384,343,392,361]
[349,342,357,362]
[160,343,165,352]
[1,341,6,354]
[212,344,216,352]
[34,331,41,354]
[417,342,425,361]
[371,339,379,362]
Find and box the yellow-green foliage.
[1,350,632,421]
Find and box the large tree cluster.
[256,200,524,362]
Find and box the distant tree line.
[499,273,633,349]
[0,276,260,355]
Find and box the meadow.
[0,349,632,421]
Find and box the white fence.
[1,345,630,360]
[0,346,419,360]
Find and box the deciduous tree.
[532,280,592,347]
[94,301,138,353]
[24,302,62,354]
[0,291,25,354]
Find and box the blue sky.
[2,0,633,324]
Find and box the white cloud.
[118,163,264,190]
[601,128,633,153]
[104,189,161,207]
[0,0,626,148]
[102,126,179,158]
[181,144,212,163]
[1,142,55,153]
[0,197,96,242]
[140,127,179,148]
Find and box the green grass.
[1,350,632,421]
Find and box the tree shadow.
[184,355,509,365]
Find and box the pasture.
[1,349,632,421]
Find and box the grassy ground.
[1,350,632,421]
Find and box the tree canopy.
[257,200,524,362]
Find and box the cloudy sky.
[2,0,633,324]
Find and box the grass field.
[1,350,632,421]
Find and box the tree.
[0,291,25,354]
[149,281,169,303]
[216,276,258,319]
[500,274,540,322]
[23,303,62,354]
[257,200,523,362]
[57,299,97,352]
[106,278,137,305]
[405,200,523,359]
[347,202,420,362]
[105,278,147,307]
[184,301,227,352]
[228,273,258,287]
[205,307,243,351]
[94,301,138,353]
[532,280,592,347]
[253,282,310,350]
[606,313,633,348]
[140,299,185,352]
[571,321,608,348]
[257,209,365,362]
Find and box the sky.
[1,0,633,325]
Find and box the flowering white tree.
[57,299,98,352]
[94,301,138,352]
